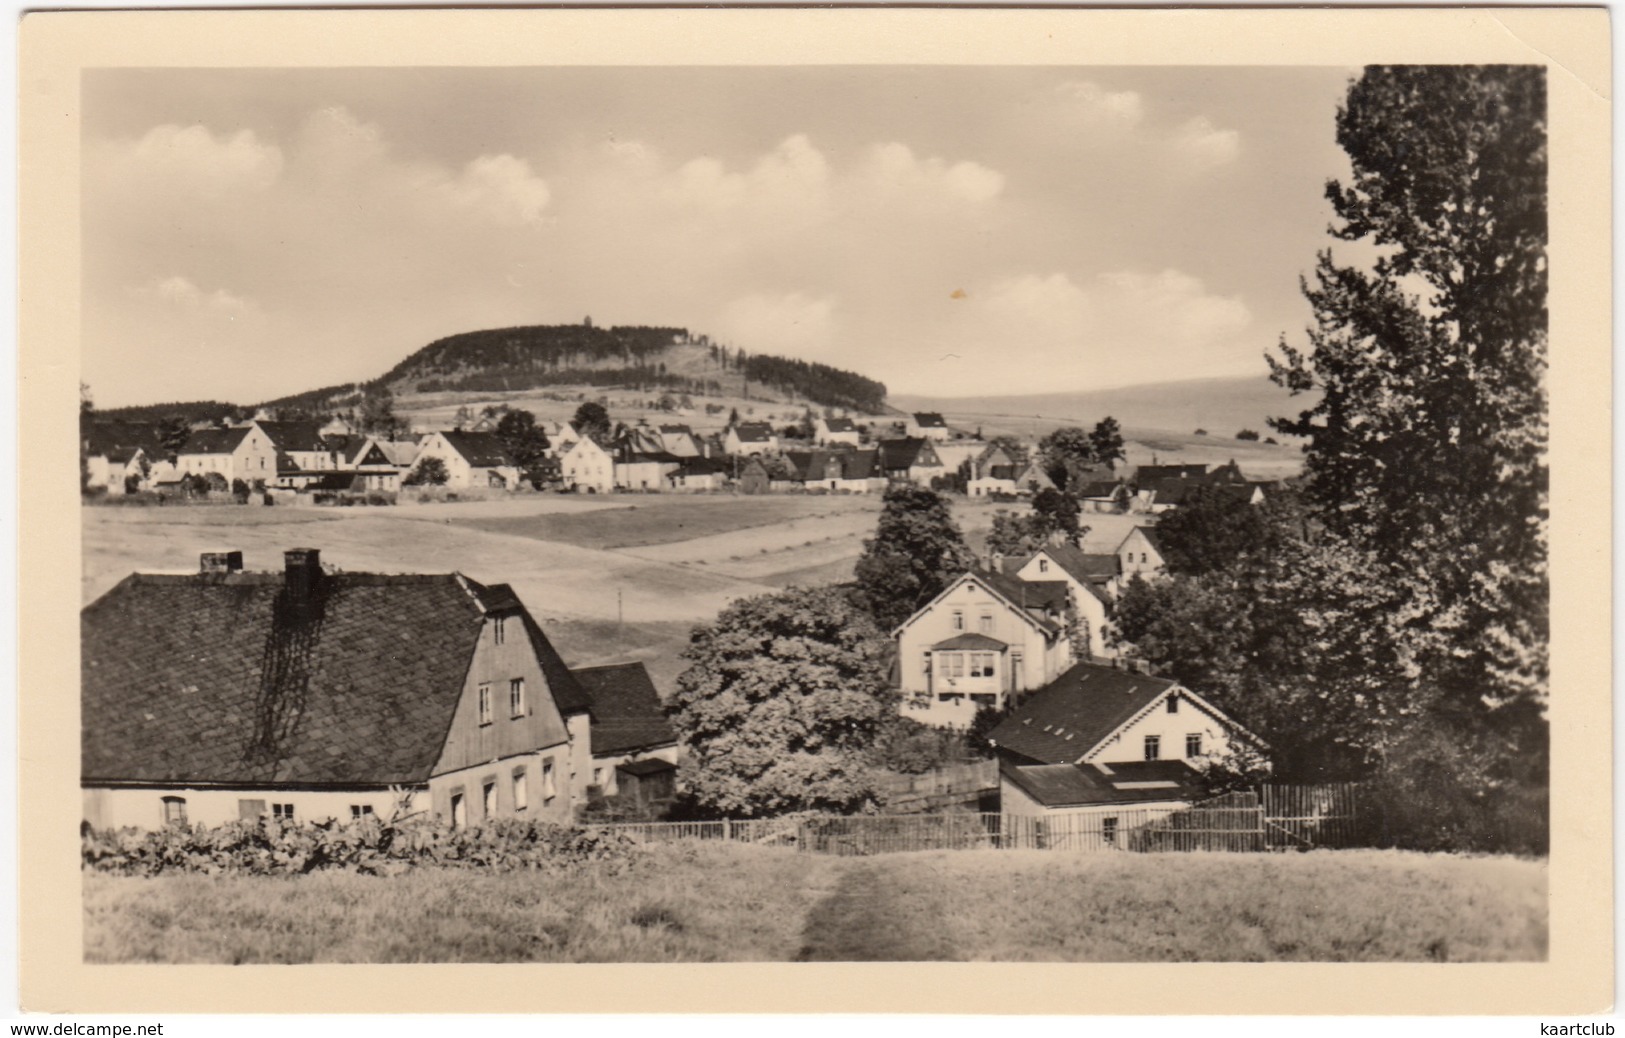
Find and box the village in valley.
[72,61,1551,967]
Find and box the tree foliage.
[1089,417,1125,470]
[404,456,450,487]
[572,402,612,446]
[493,409,552,482]
[667,587,895,817]
[853,484,976,632]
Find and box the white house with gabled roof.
[561,436,615,494]
[892,569,1075,728]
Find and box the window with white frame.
[541,759,557,800]
[272,803,295,821]
[494,616,506,645]
[478,683,493,725]
[1038,559,1049,573]
[1186,733,1203,758]
[509,677,526,718]
[951,610,964,631]
[1144,735,1161,761]
[350,804,375,820]
[979,613,994,634]
[482,781,497,817]
[513,769,528,811]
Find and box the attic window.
[1166,695,1179,714]
[478,683,493,725]
[494,616,506,645]
[509,678,527,718]
[1038,559,1049,573]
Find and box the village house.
[1012,459,1056,496]
[1076,480,1131,514]
[547,420,581,456]
[176,425,280,487]
[656,423,702,457]
[967,444,1021,498]
[893,570,1076,728]
[569,662,680,805]
[812,415,862,447]
[988,660,1262,821]
[80,549,614,830]
[321,434,406,493]
[736,456,772,495]
[1118,526,1167,579]
[614,449,683,491]
[724,421,778,456]
[878,437,946,486]
[410,430,522,489]
[83,421,164,495]
[666,456,730,492]
[1002,544,1122,659]
[905,412,952,441]
[256,420,340,486]
[560,436,615,494]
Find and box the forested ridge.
[98,322,889,420]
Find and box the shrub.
[81,816,642,877]
[1236,429,1261,441]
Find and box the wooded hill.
[100,322,891,421]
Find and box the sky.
[81,66,1362,408]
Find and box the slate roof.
[988,661,1180,765]
[1145,477,1200,506]
[732,422,775,443]
[440,430,516,468]
[840,449,880,480]
[618,757,677,777]
[878,437,940,470]
[81,563,587,787]
[675,457,730,477]
[932,632,1009,652]
[373,440,420,467]
[1002,759,1206,808]
[1136,464,1210,482]
[957,570,1065,635]
[1005,546,1119,606]
[821,417,857,433]
[255,421,329,453]
[1076,480,1125,499]
[569,662,676,756]
[911,412,948,428]
[320,435,378,466]
[179,427,251,456]
[84,421,164,459]
[617,450,685,465]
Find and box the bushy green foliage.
[853,484,975,632]
[669,586,896,818]
[404,456,449,487]
[81,816,640,877]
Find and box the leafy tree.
[493,409,552,481]
[1031,488,1083,547]
[853,485,976,632]
[404,456,450,486]
[668,586,895,817]
[156,415,191,460]
[358,387,397,437]
[985,510,1046,560]
[572,401,612,446]
[1270,65,1548,714]
[1153,484,1274,576]
[986,434,1029,470]
[1089,417,1125,470]
[1235,429,1260,442]
[1036,427,1095,490]
[453,405,475,430]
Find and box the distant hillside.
[892,375,1316,441]
[100,322,890,422]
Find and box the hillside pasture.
[84,846,1546,964]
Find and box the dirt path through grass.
[795,860,960,961]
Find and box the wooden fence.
[585,783,1365,856]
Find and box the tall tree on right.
[1271,66,1547,713]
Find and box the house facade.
[1117,526,1167,579]
[412,431,522,489]
[615,451,683,491]
[905,412,951,441]
[657,424,702,457]
[80,549,607,831]
[893,570,1074,728]
[878,438,946,486]
[724,422,778,456]
[989,661,1262,820]
[176,426,280,487]
[561,437,615,493]
[1005,545,1120,659]
[813,416,862,447]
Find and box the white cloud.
[858,142,1005,205]
[129,275,255,314]
[1052,80,1146,128]
[443,154,551,225]
[1170,116,1242,167]
[98,123,283,196]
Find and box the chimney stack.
[199,550,243,575]
[283,548,322,609]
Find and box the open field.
[84,846,1546,963]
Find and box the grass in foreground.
[84,846,1545,964]
[83,843,837,964]
[796,849,1546,962]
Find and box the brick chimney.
[199,550,243,575]
[283,548,322,608]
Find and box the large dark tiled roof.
[989,661,1178,765]
[441,430,517,468]
[179,427,251,456]
[255,421,329,453]
[570,662,676,756]
[82,570,490,786]
[1002,759,1206,808]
